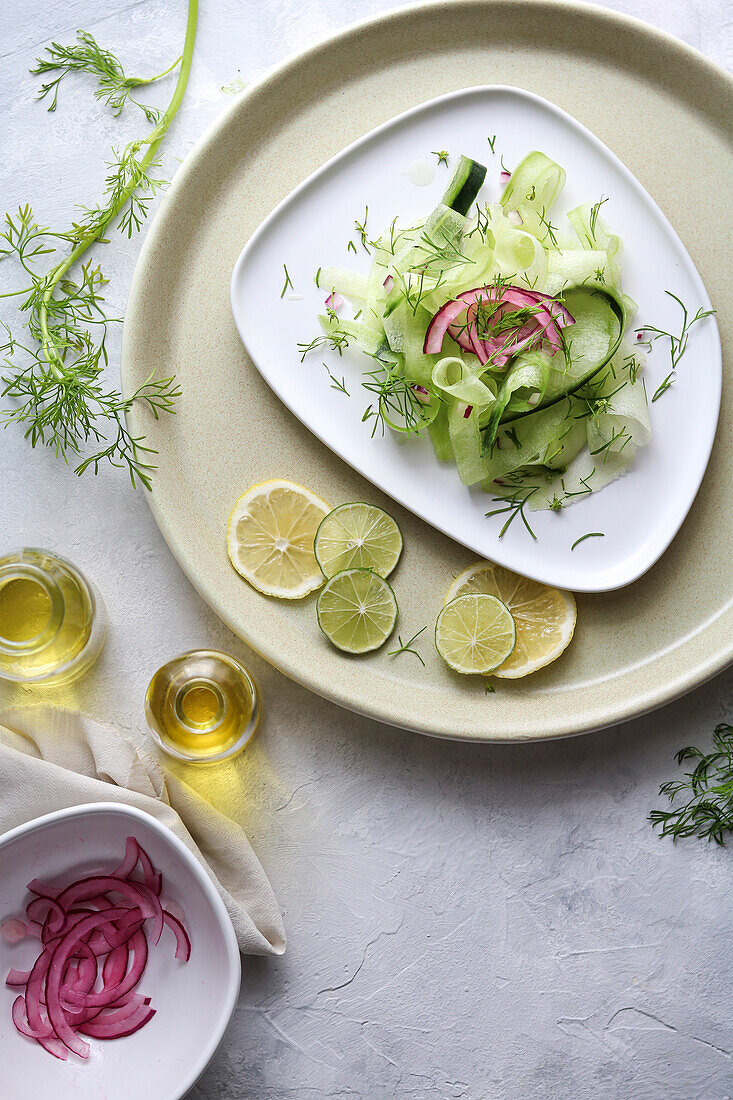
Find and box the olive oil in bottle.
[0,548,106,685]
[145,650,259,763]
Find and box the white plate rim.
[230,83,721,594]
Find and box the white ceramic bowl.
[0,803,241,1100]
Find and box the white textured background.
[2,2,733,1097]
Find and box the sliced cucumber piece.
[441,155,487,216]
[480,285,625,450]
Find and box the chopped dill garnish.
[354,206,370,252]
[347,239,357,254]
[650,724,733,844]
[651,371,675,403]
[280,264,293,298]
[487,135,496,154]
[571,531,604,550]
[485,681,496,694]
[504,426,522,450]
[548,494,564,511]
[587,195,609,243]
[297,329,350,361]
[537,207,559,248]
[323,362,349,395]
[485,485,539,540]
[388,626,427,666]
[636,290,715,401]
[431,150,450,166]
[314,266,322,288]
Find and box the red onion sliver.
[463,405,473,419]
[163,911,192,962]
[27,879,62,901]
[6,968,31,987]
[79,1004,156,1040]
[110,837,138,880]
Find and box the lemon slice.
[316,568,397,653]
[314,502,403,579]
[227,480,330,598]
[435,594,516,674]
[445,561,576,677]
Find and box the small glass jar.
[145,650,260,764]
[0,548,107,685]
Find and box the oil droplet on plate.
[405,159,436,187]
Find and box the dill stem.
[37,0,199,380]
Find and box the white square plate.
[231,86,720,592]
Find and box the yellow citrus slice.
[227,479,330,598]
[445,561,576,677]
[316,568,398,653]
[435,593,516,674]
[314,502,403,579]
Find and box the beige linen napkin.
[0,706,285,956]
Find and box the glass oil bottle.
[0,548,106,686]
[145,650,259,763]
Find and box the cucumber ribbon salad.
[300,151,651,515]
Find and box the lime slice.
[314,502,403,579]
[227,479,330,599]
[445,561,576,678]
[317,568,398,654]
[435,593,516,674]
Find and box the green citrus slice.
[316,568,398,654]
[314,502,403,579]
[435,593,516,674]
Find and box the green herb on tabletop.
[31,29,182,121]
[636,291,715,401]
[571,531,605,550]
[487,135,497,155]
[0,0,199,490]
[650,724,733,844]
[388,626,427,666]
[484,681,496,694]
[432,150,450,166]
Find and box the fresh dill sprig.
[297,329,350,361]
[636,290,715,402]
[587,195,609,243]
[361,358,432,437]
[561,468,595,498]
[571,531,604,550]
[388,626,427,666]
[484,681,496,694]
[548,493,564,512]
[1,2,198,490]
[323,362,349,396]
[280,264,293,298]
[504,426,522,450]
[487,135,497,154]
[537,207,559,249]
[346,239,357,254]
[650,724,733,844]
[485,485,538,540]
[651,372,675,403]
[30,29,182,121]
[354,207,370,252]
[431,150,449,166]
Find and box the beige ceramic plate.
[122,0,733,741]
